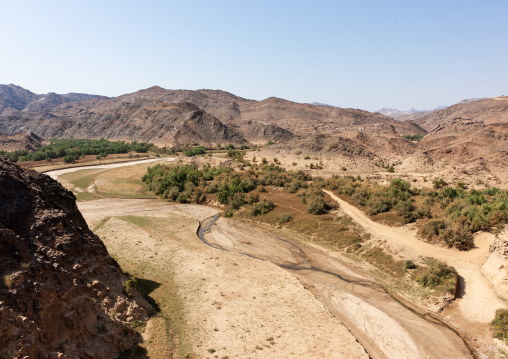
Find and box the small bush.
[278,214,292,224]
[307,196,326,215]
[123,276,137,297]
[251,198,275,216]
[414,259,457,294]
[492,309,508,343]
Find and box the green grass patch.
[492,309,508,344]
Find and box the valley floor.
[45,157,508,358]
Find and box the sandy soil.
[78,199,368,358]
[203,218,471,359]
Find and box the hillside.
[0,157,150,358]
[0,84,102,116]
[415,96,508,131]
[0,85,427,147]
[0,131,43,151]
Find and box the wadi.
[1,84,508,358]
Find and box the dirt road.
[45,157,175,180]
[322,190,506,324]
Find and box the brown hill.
[0,131,43,151]
[415,96,508,131]
[115,86,426,137]
[0,85,429,147]
[0,98,248,146]
[0,85,39,115]
[0,157,151,358]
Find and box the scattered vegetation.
[412,258,457,294]
[326,175,508,250]
[403,133,424,142]
[0,138,153,163]
[183,146,206,157]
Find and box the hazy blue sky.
[1,0,507,111]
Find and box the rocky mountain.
[0,85,427,147]
[61,92,104,102]
[0,85,39,115]
[0,84,102,116]
[0,157,151,358]
[377,106,449,122]
[0,131,43,151]
[415,96,508,132]
[377,98,487,123]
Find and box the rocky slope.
[415,96,508,131]
[0,85,39,115]
[0,85,427,147]
[0,156,150,358]
[0,84,102,116]
[0,131,43,151]
[483,225,508,299]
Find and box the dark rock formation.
[0,156,150,358]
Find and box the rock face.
[0,156,150,358]
[483,225,508,299]
[0,131,43,152]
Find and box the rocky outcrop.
[0,156,150,358]
[0,131,43,152]
[483,225,508,299]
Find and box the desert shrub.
[394,200,416,223]
[307,196,327,215]
[414,259,457,294]
[492,309,508,343]
[227,149,246,161]
[418,219,446,241]
[251,198,275,216]
[123,276,138,297]
[387,166,395,173]
[365,197,392,215]
[228,193,246,210]
[404,260,417,270]
[432,178,448,189]
[403,134,424,142]
[278,214,292,224]
[438,217,474,250]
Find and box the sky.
[1,0,507,112]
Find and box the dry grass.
[235,187,366,251]
[95,216,195,359]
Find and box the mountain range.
[1,84,507,187]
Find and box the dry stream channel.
[46,158,504,358]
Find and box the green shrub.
[307,196,326,215]
[492,309,508,343]
[414,259,457,294]
[123,276,137,297]
[251,198,275,216]
[278,214,292,224]
[403,134,424,142]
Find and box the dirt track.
[322,189,506,324]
